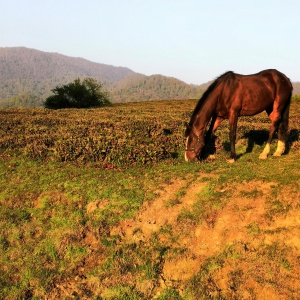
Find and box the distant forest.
[0,47,299,108]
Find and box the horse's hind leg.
[273,101,290,156]
[273,140,285,156]
[259,109,280,159]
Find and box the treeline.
[0,75,205,108]
[0,93,44,108]
[110,75,205,102]
[1,86,299,109]
[0,76,94,104]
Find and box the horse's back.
[220,69,292,116]
[243,69,292,93]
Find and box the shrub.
[44,78,111,109]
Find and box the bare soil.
[47,171,300,299]
[111,173,300,299]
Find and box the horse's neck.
[193,95,218,134]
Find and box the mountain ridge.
[0,47,136,82]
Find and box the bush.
[44,78,111,109]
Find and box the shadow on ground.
[202,129,299,159]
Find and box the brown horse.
[185,69,293,162]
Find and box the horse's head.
[184,123,205,162]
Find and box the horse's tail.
[283,92,292,118]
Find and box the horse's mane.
[189,71,235,126]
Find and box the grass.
[0,99,300,299]
[3,153,299,298]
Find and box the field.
[0,98,300,299]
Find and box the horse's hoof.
[227,158,235,164]
[273,151,282,157]
[259,153,268,159]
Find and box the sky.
[1,0,300,84]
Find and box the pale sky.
[1,0,300,84]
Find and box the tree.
[44,78,111,109]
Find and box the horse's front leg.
[205,114,217,143]
[204,115,223,159]
[228,111,238,162]
[205,115,224,146]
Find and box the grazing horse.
[185,69,293,162]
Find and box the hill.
[0,47,299,108]
[0,47,205,107]
[0,47,137,106]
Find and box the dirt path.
[111,175,209,242]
